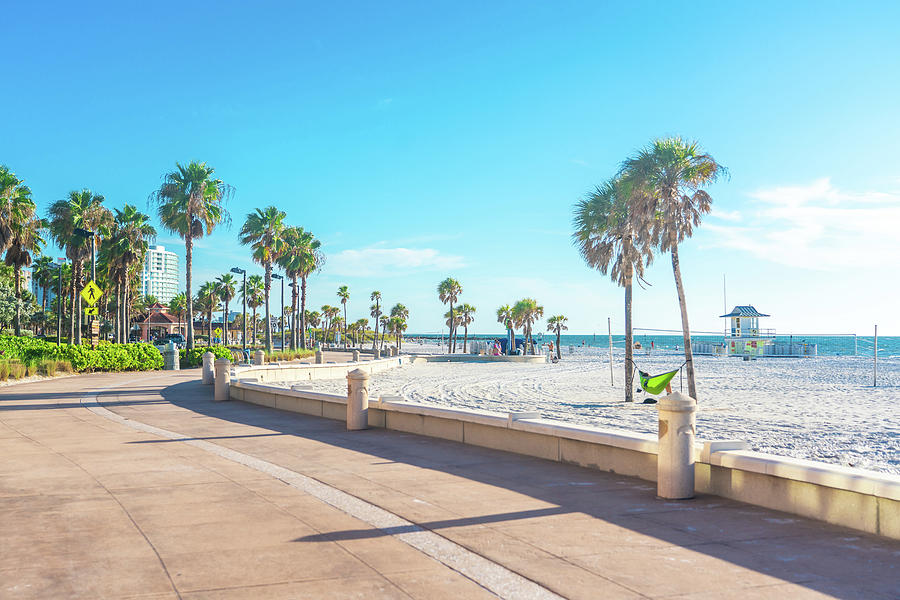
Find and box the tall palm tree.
[437,277,462,353]
[276,226,322,350]
[32,256,55,330]
[244,274,264,346]
[546,315,568,360]
[1,166,26,254]
[354,318,369,347]
[105,205,155,343]
[621,138,726,399]
[4,192,45,336]
[197,281,219,346]
[389,316,408,351]
[573,177,653,401]
[215,273,237,345]
[369,291,382,351]
[379,314,390,350]
[48,189,113,344]
[239,206,286,353]
[336,285,350,347]
[150,161,232,350]
[512,298,543,354]
[306,310,321,346]
[325,306,341,344]
[390,303,409,350]
[169,292,187,335]
[496,304,515,355]
[457,303,475,353]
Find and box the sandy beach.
[308,343,900,474]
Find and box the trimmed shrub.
[179,345,232,368]
[0,336,163,373]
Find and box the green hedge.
[179,345,232,368]
[0,335,163,373]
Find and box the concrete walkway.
[0,371,897,599]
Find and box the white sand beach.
[311,344,900,474]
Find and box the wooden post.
[607,317,614,387]
[874,325,878,387]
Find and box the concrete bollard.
[373,348,380,359]
[390,346,398,357]
[315,349,324,364]
[201,351,215,385]
[657,392,697,499]
[254,349,265,365]
[352,349,360,362]
[346,368,369,430]
[214,358,231,402]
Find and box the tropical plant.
[105,204,155,343]
[239,206,286,353]
[31,256,55,332]
[546,315,568,360]
[276,226,322,350]
[437,277,462,353]
[196,281,219,346]
[4,187,44,336]
[150,161,232,350]
[388,316,407,350]
[47,189,113,344]
[306,310,321,345]
[389,303,409,350]
[169,292,187,334]
[573,177,653,401]
[353,318,369,347]
[369,291,382,351]
[215,273,237,345]
[496,304,515,355]
[456,303,475,353]
[512,298,543,354]
[620,137,726,399]
[245,274,264,346]
[336,285,349,347]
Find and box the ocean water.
[410,333,900,358]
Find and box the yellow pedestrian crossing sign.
[85,306,99,316]
[81,280,103,305]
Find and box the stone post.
[352,349,360,362]
[390,346,398,357]
[214,358,231,402]
[201,351,215,385]
[373,347,380,359]
[253,349,265,365]
[163,341,180,370]
[657,392,697,499]
[346,368,369,430]
[315,349,324,364]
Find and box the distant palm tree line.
[573,137,725,401]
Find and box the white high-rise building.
[141,245,179,304]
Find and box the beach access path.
[1,368,898,599]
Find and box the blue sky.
[4,1,900,335]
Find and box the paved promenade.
[1,370,898,599]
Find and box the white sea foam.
[318,343,900,474]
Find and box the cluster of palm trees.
[2,164,159,342]
[495,299,545,355]
[573,137,725,401]
[313,287,409,351]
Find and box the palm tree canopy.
[337,285,349,304]
[512,298,544,330]
[547,315,568,333]
[496,304,513,329]
[239,206,286,268]
[150,161,232,240]
[437,277,462,305]
[215,273,237,303]
[276,226,322,279]
[48,189,113,264]
[620,137,726,251]
[573,177,653,287]
[4,195,45,272]
[390,303,409,320]
[245,274,264,308]
[1,165,34,253]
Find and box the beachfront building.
[141,245,178,304]
[721,305,773,357]
[136,302,186,342]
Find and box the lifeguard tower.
[721,305,774,357]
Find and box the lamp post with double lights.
[230,267,247,355]
[271,273,284,351]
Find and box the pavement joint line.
[81,376,565,600]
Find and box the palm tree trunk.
[300,276,308,350]
[223,300,228,345]
[113,282,119,343]
[448,301,454,353]
[670,243,696,399]
[185,235,195,350]
[263,263,272,353]
[290,277,298,350]
[13,267,22,337]
[625,275,634,402]
[463,324,468,353]
[342,303,347,348]
[556,330,561,360]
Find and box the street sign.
[81,280,103,305]
[215,327,222,337]
[85,306,99,316]
[90,320,100,348]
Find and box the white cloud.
[325,247,465,277]
[709,208,742,222]
[707,178,900,270]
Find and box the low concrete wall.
[414,354,549,364]
[230,355,413,384]
[228,379,900,539]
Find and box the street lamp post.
[230,267,247,356]
[56,259,66,345]
[288,282,297,350]
[272,273,284,352]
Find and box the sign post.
[80,280,103,348]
